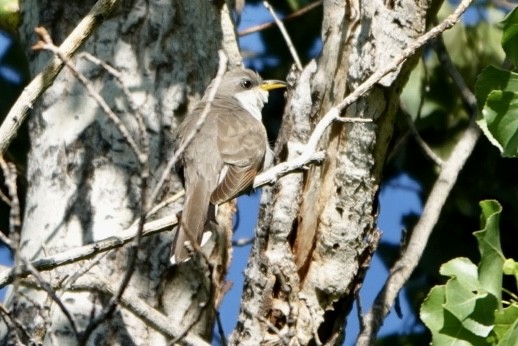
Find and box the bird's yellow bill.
[260,80,288,91]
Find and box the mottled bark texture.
[1,0,234,344]
[229,0,430,345]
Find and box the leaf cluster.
[421,200,518,345]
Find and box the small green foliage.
[420,200,518,345]
[0,0,19,33]
[474,7,518,158]
[475,200,505,307]
[501,7,518,67]
[493,305,518,345]
[475,67,518,158]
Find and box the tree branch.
[263,1,303,71]
[22,274,211,346]
[0,215,178,288]
[0,0,120,154]
[356,1,478,342]
[238,1,322,37]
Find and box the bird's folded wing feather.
[210,106,266,204]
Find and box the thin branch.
[253,150,326,188]
[0,304,27,345]
[215,311,228,346]
[334,0,472,114]
[0,0,120,154]
[22,274,211,346]
[244,308,290,346]
[433,32,478,115]
[0,214,178,288]
[144,190,185,221]
[356,4,478,344]
[239,1,322,37]
[20,258,80,338]
[150,51,229,205]
[33,27,144,161]
[263,1,303,71]
[400,104,444,167]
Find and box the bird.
[170,68,287,264]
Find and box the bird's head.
[208,68,287,121]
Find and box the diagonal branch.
[0,215,178,288]
[263,1,303,71]
[0,0,120,154]
[22,273,211,346]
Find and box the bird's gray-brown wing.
[210,104,267,205]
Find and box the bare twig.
[433,32,478,115]
[0,214,178,288]
[263,1,303,71]
[0,0,120,154]
[215,311,228,346]
[0,304,27,345]
[144,190,185,221]
[33,27,144,161]
[356,2,477,343]
[150,50,229,205]
[239,1,322,37]
[400,104,444,167]
[23,274,211,346]
[254,150,326,187]
[20,258,80,339]
[254,117,368,188]
[244,308,290,346]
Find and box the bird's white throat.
[234,88,268,121]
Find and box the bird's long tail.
[170,178,212,264]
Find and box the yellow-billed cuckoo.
[170,68,287,264]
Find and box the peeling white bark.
[2,0,232,344]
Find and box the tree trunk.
[229,0,432,344]
[2,0,239,344]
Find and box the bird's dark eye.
[241,79,253,89]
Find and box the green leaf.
[475,66,518,108]
[501,7,518,67]
[420,286,478,345]
[440,257,479,291]
[421,258,497,343]
[494,304,518,343]
[421,285,447,334]
[477,90,518,158]
[474,200,505,309]
[443,277,496,338]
